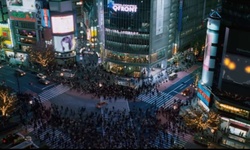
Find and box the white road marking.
[7,79,15,84]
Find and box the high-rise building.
[198,0,250,149]
[100,0,170,82]
[97,0,221,86]
[177,0,221,51]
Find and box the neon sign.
[108,0,137,12]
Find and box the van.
[15,69,26,76]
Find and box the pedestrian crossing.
[138,92,179,109]
[32,127,74,149]
[149,130,192,149]
[38,84,71,103]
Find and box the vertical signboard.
[178,0,183,31]
[156,0,164,35]
[41,9,51,28]
[197,81,211,107]
[35,1,43,25]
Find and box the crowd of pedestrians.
[26,96,190,149]
[46,60,157,103]
[20,55,199,148]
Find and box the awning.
[229,123,249,131]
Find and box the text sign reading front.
[108,0,137,13]
[112,4,137,12]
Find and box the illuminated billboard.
[7,0,23,6]
[51,15,74,34]
[197,81,211,107]
[7,0,37,11]
[105,0,150,32]
[222,54,250,85]
[53,34,76,52]
[41,9,51,28]
[107,0,137,12]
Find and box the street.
[0,65,57,94]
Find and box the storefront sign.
[9,11,36,22]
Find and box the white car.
[37,73,46,79]
[38,78,50,85]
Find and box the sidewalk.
[157,64,201,92]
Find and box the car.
[15,69,26,76]
[197,56,203,62]
[96,101,108,108]
[59,69,75,78]
[37,73,46,79]
[38,78,50,85]
[181,88,191,97]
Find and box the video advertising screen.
[51,15,74,34]
[53,34,76,52]
[221,53,250,96]
[222,53,250,86]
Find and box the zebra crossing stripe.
[139,92,179,109]
[38,84,71,103]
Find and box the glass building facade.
[102,0,168,78]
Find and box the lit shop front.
[219,117,250,149]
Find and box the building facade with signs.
[49,0,77,64]
[100,0,169,80]
[197,0,250,149]
[6,0,42,66]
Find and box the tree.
[0,86,17,117]
[182,108,220,132]
[190,37,205,57]
[27,41,55,68]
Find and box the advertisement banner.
[0,26,12,48]
[7,0,23,6]
[9,11,36,22]
[156,0,164,35]
[51,15,74,34]
[41,9,51,28]
[7,0,36,11]
[197,81,211,107]
[53,34,76,52]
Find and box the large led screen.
[104,0,150,32]
[53,34,76,52]
[197,81,211,107]
[222,53,250,87]
[51,15,74,34]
